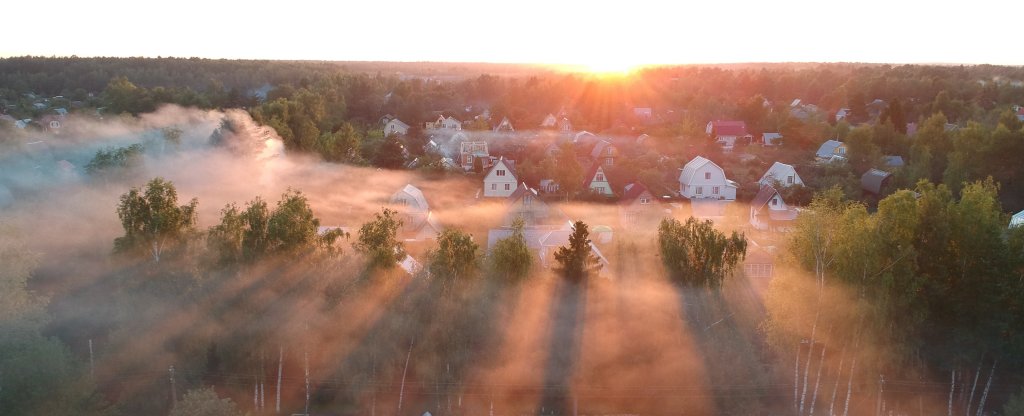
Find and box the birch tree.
[115,177,198,262]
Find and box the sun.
[582,60,641,76]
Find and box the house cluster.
[0,107,67,133]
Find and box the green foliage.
[316,122,363,163]
[373,135,406,169]
[553,220,602,281]
[169,388,244,416]
[657,217,747,289]
[354,208,405,270]
[427,229,480,289]
[207,190,346,265]
[553,143,583,199]
[489,218,534,282]
[85,143,145,178]
[115,177,198,262]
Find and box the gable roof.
[392,184,429,211]
[582,163,606,186]
[884,155,905,167]
[620,182,656,205]
[485,157,518,180]
[708,120,749,137]
[816,140,844,158]
[751,185,781,211]
[387,118,410,129]
[590,140,614,159]
[861,169,892,194]
[759,161,800,184]
[506,182,541,206]
[678,156,720,184]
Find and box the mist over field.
[2,58,1024,416]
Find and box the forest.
[1,57,1024,415]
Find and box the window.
[491,184,496,190]
[497,170,505,176]
[787,175,794,184]
[705,172,711,180]
[640,197,650,204]
[771,198,778,206]
[696,186,703,195]
[713,186,720,195]
[596,173,604,181]
[524,195,532,206]
[505,183,510,191]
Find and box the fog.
[0,106,962,415]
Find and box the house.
[677,156,738,201]
[1010,209,1024,228]
[706,120,753,151]
[861,169,892,195]
[493,116,514,132]
[459,141,490,171]
[835,108,851,122]
[1017,108,1024,122]
[573,131,597,144]
[749,185,798,232]
[384,118,410,136]
[425,115,462,131]
[761,132,783,146]
[540,113,558,128]
[583,163,613,196]
[557,117,573,133]
[815,140,847,162]
[504,183,551,226]
[636,134,651,145]
[379,114,396,126]
[789,100,820,121]
[398,254,424,276]
[633,107,653,119]
[390,184,443,240]
[866,99,888,119]
[758,162,803,188]
[53,108,68,117]
[589,140,617,166]
[14,119,30,129]
[483,158,518,197]
[884,155,905,168]
[619,183,664,227]
[539,179,560,194]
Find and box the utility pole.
[88,339,94,379]
[276,347,283,414]
[304,349,310,416]
[398,340,413,412]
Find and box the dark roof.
[619,182,654,205]
[486,157,518,179]
[860,169,892,194]
[582,163,604,187]
[751,185,779,211]
[709,120,749,137]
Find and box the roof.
[678,156,720,185]
[590,140,614,159]
[861,169,892,194]
[762,132,783,141]
[708,120,749,137]
[620,182,655,205]
[392,184,429,212]
[387,118,410,129]
[759,161,799,184]
[1011,209,1024,228]
[884,155,905,167]
[485,157,518,180]
[751,185,780,211]
[574,131,597,143]
[816,140,844,158]
[506,182,540,206]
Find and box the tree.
[373,135,406,169]
[553,220,602,282]
[169,388,244,416]
[115,178,198,262]
[489,217,534,282]
[267,189,321,253]
[553,143,583,199]
[85,143,145,179]
[427,229,480,289]
[657,217,747,288]
[354,208,405,270]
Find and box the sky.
[4,0,1020,68]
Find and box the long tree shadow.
[537,277,586,415]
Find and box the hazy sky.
[4,0,1019,67]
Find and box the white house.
[758,162,803,188]
[835,108,851,122]
[384,118,410,136]
[493,116,514,133]
[761,132,783,146]
[540,113,558,128]
[749,185,798,232]
[483,158,518,197]
[678,156,738,201]
[390,184,442,241]
[1010,209,1024,228]
[706,120,752,151]
[583,163,613,196]
[426,115,462,131]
